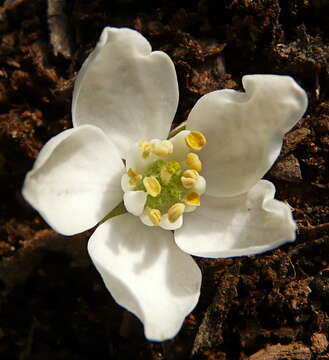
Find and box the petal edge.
[23,125,124,235]
[88,213,201,341]
[186,75,308,197]
[175,180,296,258]
[73,27,179,158]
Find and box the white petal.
[193,176,206,195]
[168,130,191,162]
[186,75,308,197]
[184,205,197,213]
[72,27,179,158]
[125,141,158,174]
[160,214,183,230]
[140,211,154,227]
[22,125,124,236]
[123,191,147,216]
[121,173,135,192]
[175,180,296,258]
[88,214,201,341]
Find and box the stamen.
[168,203,185,223]
[143,176,161,197]
[185,131,207,151]
[152,140,173,157]
[181,169,199,189]
[184,192,201,206]
[147,208,161,226]
[138,140,152,158]
[127,168,141,185]
[186,153,202,172]
[183,169,199,179]
[181,178,195,189]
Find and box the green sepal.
[99,201,127,224]
[168,121,186,138]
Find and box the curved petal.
[160,214,183,230]
[193,176,206,195]
[125,141,159,174]
[175,180,296,258]
[185,205,197,213]
[88,213,201,341]
[22,125,124,236]
[168,130,191,162]
[73,27,179,158]
[140,211,154,227]
[123,190,147,216]
[186,75,308,197]
[121,174,134,192]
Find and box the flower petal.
[186,75,308,197]
[123,190,147,216]
[140,211,154,227]
[88,213,201,341]
[193,176,206,195]
[168,130,191,162]
[121,174,135,192]
[22,125,124,236]
[175,180,296,258]
[72,27,179,158]
[160,214,183,230]
[125,141,158,174]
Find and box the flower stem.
[99,201,127,224]
[168,121,186,138]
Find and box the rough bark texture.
[0,0,329,359]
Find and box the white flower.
[22,27,308,341]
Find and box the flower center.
[136,159,184,213]
[122,130,207,229]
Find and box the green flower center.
[135,160,184,213]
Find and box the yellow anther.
[185,131,207,151]
[152,140,173,157]
[184,192,201,206]
[138,140,152,158]
[147,208,161,226]
[182,169,199,179]
[127,168,141,185]
[186,153,202,172]
[168,203,185,223]
[181,169,199,189]
[181,177,196,189]
[143,176,161,197]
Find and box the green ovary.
[135,160,184,213]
